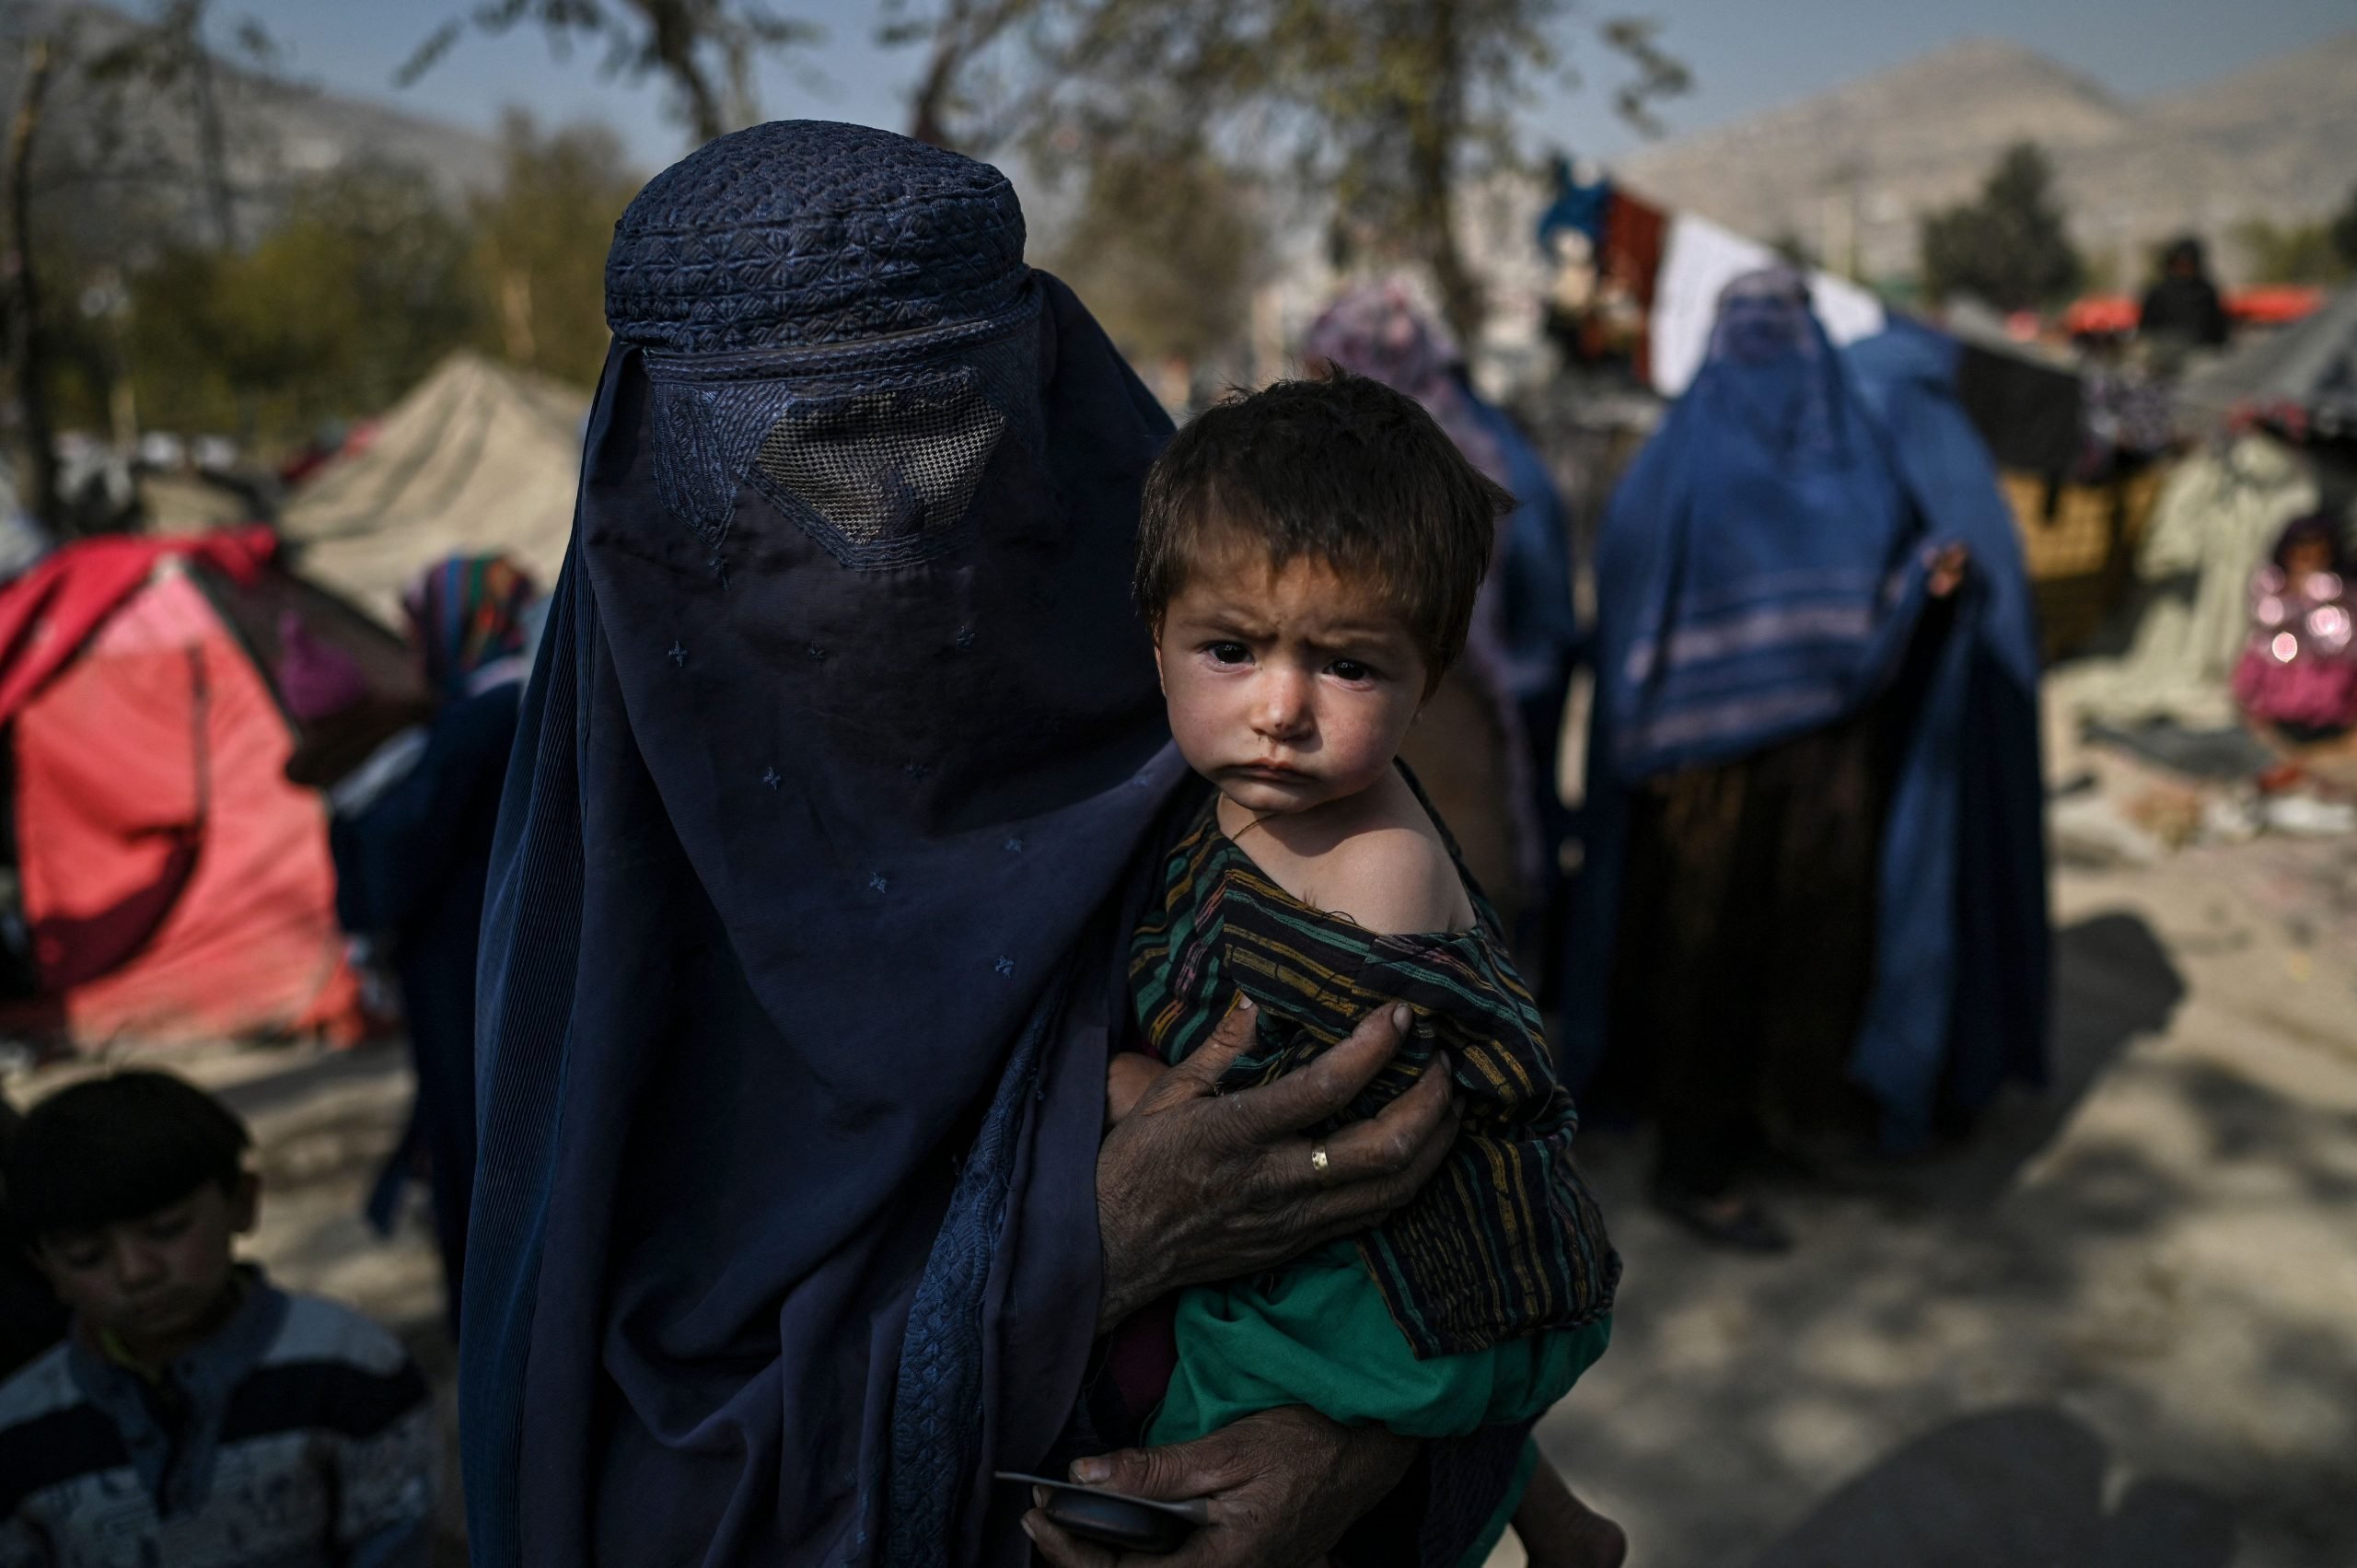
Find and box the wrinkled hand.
[1094,996,1459,1332]
[1024,1406,1418,1568]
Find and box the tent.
[278,351,586,621]
[0,528,407,1050]
[2178,285,2357,438]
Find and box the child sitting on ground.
[2231,510,2357,743]
[0,1072,437,1568]
[1110,371,1622,1567]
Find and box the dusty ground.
[12,772,2353,1568]
[1521,824,2357,1568]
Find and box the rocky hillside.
[4,1,503,248]
[1618,35,2357,286]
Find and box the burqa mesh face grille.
[748,369,1004,569]
[644,306,1039,573]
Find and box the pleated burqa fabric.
[461,122,1183,1568]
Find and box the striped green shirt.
[1131,782,1619,1358]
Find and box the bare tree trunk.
[907,0,1035,152]
[629,0,728,144]
[1411,3,1480,347]
[189,26,238,250]
[499,270,537,366]
[5,36,62,536]
[910,41,959,149]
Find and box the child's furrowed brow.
[1306,621,1416,656]
[1176,604,1274,639]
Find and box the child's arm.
[1106,1051,1162,1128]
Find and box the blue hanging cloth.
[1535,155,1612,256]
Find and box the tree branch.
[6,34,64,533]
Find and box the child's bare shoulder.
[1305,775,1475,937]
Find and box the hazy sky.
[227,0,2353,179]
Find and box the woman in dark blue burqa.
[1567,271,2049,1249]
[463,122,1525,1568]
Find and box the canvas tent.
[278,351,585,621]
[0,528,406,1050]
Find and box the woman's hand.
[1094,997,1459,1331]
[1928,542,1970,598]
[1023,1406,1418,1568]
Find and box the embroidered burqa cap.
[462,122,1188,1568]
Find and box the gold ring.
[1309,1139,1330,1180]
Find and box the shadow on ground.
[1541,893,2357,1568]
[1746,1406,2235,1568]
[1875,911,2188,1211]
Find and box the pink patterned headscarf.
[1301,282,1542,891]
[1301,282,1507,485]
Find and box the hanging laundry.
[1536,155,1613,253]
[1647,212,1886,396]
[1581,190,1667,372]
[1954,342,2084,481]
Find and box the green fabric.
[1147,1240,1612,1446]
[1132,786,1620,1359]
[1457,1440,1539,1568]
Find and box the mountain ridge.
[1618,32,2357,286]
[3,1,506,250]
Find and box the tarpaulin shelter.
[2179,285,2357,438]
[2061,287,2326,340]
[0,528,407,1050]
[278,351,586,622]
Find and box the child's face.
[35,1178,256,1355]
[1155,540,1430,817]
[2284,538,2334,579]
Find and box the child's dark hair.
[2272,510,2349,575]
[1135,369,1514,685]
[4,1072,251,1239]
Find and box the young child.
[1114,371,1622,1567]
[0,1072,437,1568]
[2231,511,2357,743]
